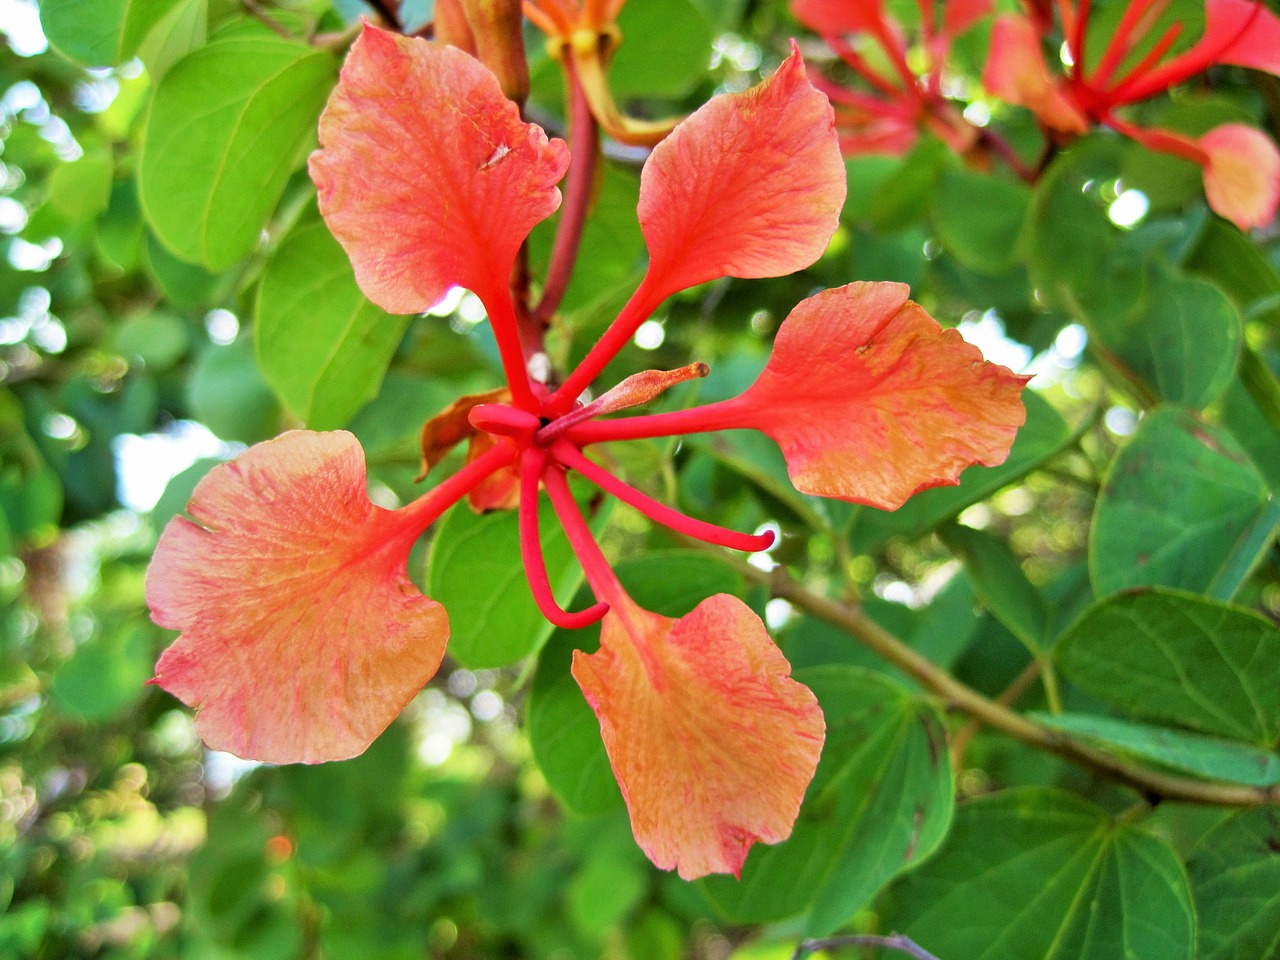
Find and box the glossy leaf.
[636,45,845,300]
[701,666,953,934]
[310,25,569,313]
[1056,588,1280,745]
[1032,713,1280,787]
[255,220,409,430]
[39,0,177,66]
[934,169,1031,275]
[147,431,448,764]
[889,788,1195,960]
[1090,407,1271,597]
[1187,809,1280,960]
[940,523,1047,651]
[139,35,335,268]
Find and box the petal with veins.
[1200,124,1280,230]
[147,430,448,764]
[573,594,824,880]
[722,282,1030,509]
[636,43,846,300]
[309,24,570,313]
[791,0,885,34]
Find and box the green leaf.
[1183,215,1280,329]
[939,524,1048,651]
[867,139,952,231]
[1187,809,1280,960]
[187,338,281,444]
[134,0,207,80]
[1090,406,1273,598]
[48,144,113,222]
[701,666,953,935]
[933,169,1030,275]
[426,491,601,669]
[39,0,179,66]
[256,220,409,429]
[526,551,742,815]
[850,390,1072,549]
[139,36,335,268]
[113,310,190,371]
[51,622,154,721]
[1031,712,1280,787]
[1056,588,1280,745]
[888,788,1195,960]
[610,0,712,99]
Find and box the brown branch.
[363,0,402,29]
[738,559,1279,808]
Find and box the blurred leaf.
[611,0,711,99]
[48,144,113,222]
[256,220,409,429]
[1184,217,1280,328]
[113,310,190,371]
[866,138,952,231]
[940,523,1048,651]
[1032,712,1280,787]
[150,456,222,533]
[51,622,153,721]
[889,787,1194,960]
[702,666,953,935]
[1090,406,1273,598]
[933,169,1030,275]
[139,35,335,268]
[1056,588,1280,745]
[39,0,181,66]
[1187,809,1280,960]
[188,337,281,443]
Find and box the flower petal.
[147,430,449,764]
[1202,0,1280,72]
[942,0,992,39]
[982,14,1088,133]
[573,594,824,880]
[1200,123,1280,230]
[791,0,885,34]
[309,24,570,313]
[723,282,1029,509]
[635,43,846,301]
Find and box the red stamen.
[553,441,775,553]
[538,362,710,444]
[544,465,626,606]
[828,36,909,101]
[1105,21,1184,103]
[1070,0,1091,75]
[400,441,520,532]
[469,403,541,439]
[564,397,741,445]
[519,449,610,629]
[1089,0,1160,88]
[481,288,540,412]
[1105,113,1209,163]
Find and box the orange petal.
[146,431,449,764]
[309,24,570,313]
[723,282,1030,509]
[418,386,511,481]
[1199,124,1280,230]
[983,14,1088,133]
[791,0,884,34]
[636,43,846,301]
[464,432,521,511]
[573,594,824,880]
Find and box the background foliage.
[2,0,1279,957]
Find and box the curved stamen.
[519,449,610,629]
[544,464,626,607]
[552,441,776,553]
[470,403,541,438]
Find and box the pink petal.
[308,24,570,313]
[942,0,993,39]
[983,14,1088,133]
[1200,124,1280,229]
[636,43,846,301]
[720,282,1030,509]
[573,594,824,880]
[147,430,449,764]
[791,0,885,34]
[1204,0,1280,72]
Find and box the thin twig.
[242,0,294,38]
[724,556,1280,807]
[793,932,942,960]
[363,0,402,29]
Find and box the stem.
[1105,22,1184,105]
[1089,0,1159,88]
[794,933,942,960]
[565,396,741,444]
[482,284,541,411]
[399,441,519,532]
[723,556,1280,807]
[977,128,1037,182]
[544,465,626,606]
[828,36,908,101]
[950,656,1045,770]
[532,58,599,327]
[546,276,668,414]
[552,441,775,552]
[519,449,610,628]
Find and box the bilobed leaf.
[888,788,1195,960]
[256,220,409,430]
[426,492,598,669]
[1090,406,1272,598]
[701,666,953,934]
[1056,588,1280,745]
[1187,809,1280,960]
[1032,712,1280,787]
[139,35,335,268]
[527,552,742,815]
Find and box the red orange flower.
[148,24,1027,879]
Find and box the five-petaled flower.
[984,0,1280,228]
[145,24,1028,880]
